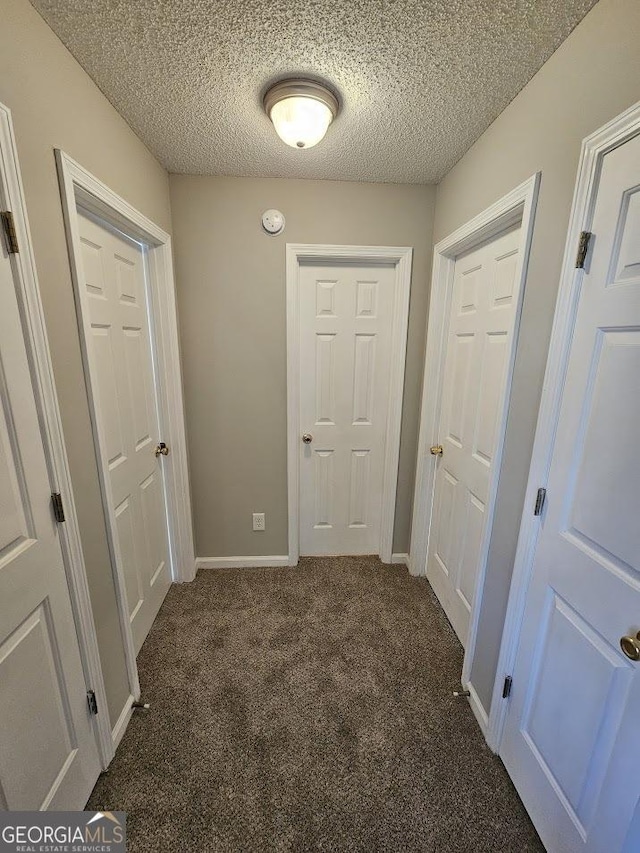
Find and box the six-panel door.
[427,225,522,645]
[0,218,100,809]
[78,212,171,654]
[298,262,395,556]
[501,132,640,853]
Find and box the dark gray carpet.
[88,556,543,852]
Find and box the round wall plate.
[262,209,285,235]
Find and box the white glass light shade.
[269,96,333,149]
[264,80,339,150]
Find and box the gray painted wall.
[432,0,640,711]
[0,0,172,727]
[169,176,436,558]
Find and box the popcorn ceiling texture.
[31,0,597,183]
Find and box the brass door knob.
[430,445,444,456]
[302,433,313,444]
[620,631,640,661]
[155,442,169,458]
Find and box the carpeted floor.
[88,556,543,852]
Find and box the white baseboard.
[197,554,413,570]
[111,694,134,750]
[407,554,425,576]
[196,555,290,570]
[466,681,491,744]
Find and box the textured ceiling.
[31,0,597,183]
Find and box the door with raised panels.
[298,262,395,555]
[78,212,171,654]
[0,215,100,809]
[500,129,640,853]
[426,224,523,645]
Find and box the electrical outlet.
[252,512,266,531]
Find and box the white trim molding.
[286,244,413,566]
[409,173,540,735]
[197,554,411,570]
[487,100,640,753]
[56,152,195,586]
[111,694,135,751]
[55,151,196,723]
[467,682,490,737]
[0,104,113,765]
[196,556,290,570]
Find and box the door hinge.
[534,487,546,516]
[502,675,513,698]
[575,230,592,269]
[51,492,65,523]
[87,689,99,716]
[1,210,19,254]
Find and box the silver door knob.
[302,433,313,444]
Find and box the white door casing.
[77,212,171,655]
[426,224,523,645]
[298,262,395,556]
[499,119,640,853]
[287,245,412,565]
[409,175,539,735]
[0,107,102,807]
[56,151,196,731]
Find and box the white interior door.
[78,212,171,655]
[426,224,522,645]
[299,262,395,556]
[0,219,100,809]
[500,131,640,853]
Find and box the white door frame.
[0,104,113,766]
[488,101,640,754]
[56,151,196,714]
[286,244,413,565]
[409,174,540,733]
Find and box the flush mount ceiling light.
[264,79,339,150]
